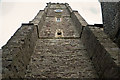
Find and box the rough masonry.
[100,1,120,48]
[2,2,120,79]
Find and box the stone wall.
[1,2,120,78]
[71,11,88,37]
[65,4,88,37]
[39,17,80,37]
[30,10,46,38]
[30,4,49,38]
[100,2,120,47]
[81,26,120,78]
[38,3,80,38]
[38,11,46,38]
[2,24,38,78]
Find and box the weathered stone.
[26,39,98,78]
[2,2,120,79]
[2,24,38,78]
[81,26,120,78]
[100,2,120,47]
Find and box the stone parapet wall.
[30,10,47,38]
[31,10,45,24]
[65,3,72,13]
[25,39,98,78]
[81,26,120,78]
[38,11,46,37]
[71,11,88,37]
[2,24,38,78]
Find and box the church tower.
[25,2,98,78]
[2,2,119,79]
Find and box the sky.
[0,0,103,49]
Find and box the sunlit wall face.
[0,0,103,49]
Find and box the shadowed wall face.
[100,2,120,47]
[2,24,38,78]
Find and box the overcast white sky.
[0,0,103,49]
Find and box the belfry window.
[54,9,63,12]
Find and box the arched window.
[55,29,64,37]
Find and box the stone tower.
[2,2,120,79]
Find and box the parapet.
[2,23,38,78]
[81,25,120,78]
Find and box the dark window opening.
[57,32,62,35]
[57,18,61,22]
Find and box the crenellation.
[50,4,66,9]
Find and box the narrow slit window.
[56,18,61,22]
